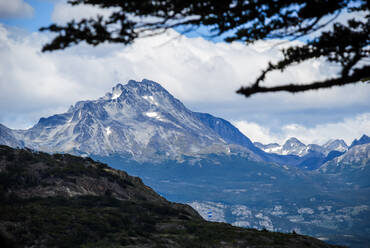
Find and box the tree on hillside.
[40,0,369,97]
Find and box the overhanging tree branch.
[237,66,370,97]
[39,0,370,97]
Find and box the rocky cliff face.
[0,145,341,248]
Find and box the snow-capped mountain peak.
[322,139,348,155]
[281,137,308,156]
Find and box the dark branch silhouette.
[40,0,370,97]
[237,66,370,96]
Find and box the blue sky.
[0,0,369,145]
[0,0,53,31]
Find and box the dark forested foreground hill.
[0,145,342,248]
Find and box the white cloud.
[233,113,370,145]
[233,121,279,144]
[0,0,34,19]
[0,24,369,146]
[52,0,116,24]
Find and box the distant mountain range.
[1,79,368,170]
[254,138,349,157]
[255,135,369,170]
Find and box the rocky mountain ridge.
[254,138,349,157]
[350,134,370,148]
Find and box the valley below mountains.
[1,79,369,247]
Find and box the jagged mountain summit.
[322,139,348,155]
[281,137,309,156]
[350,134,370,148]
[3,79,260,163]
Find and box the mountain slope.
[0,145,341,248]
[320,143,370,174]
[0,124,23,148]
[319,143,370,190]
[194,112,256,150]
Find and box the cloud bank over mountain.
[234,113,370,145]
